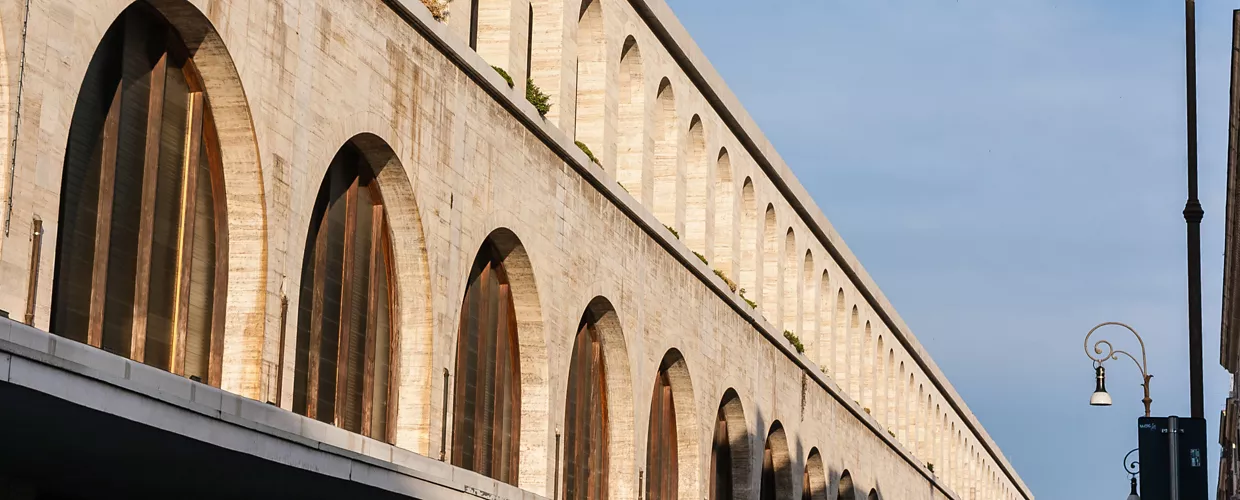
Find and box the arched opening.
[563,305,609,499]
[802,448,827,500]
[739,179,757,299]
[801,251,815,358]
[291,140,397,441]
[712,149,733,276]
[917,385,926,454]
[651,79,678,229]
[646,349,698,500]
[711,389,750,499]
[815,271,830,369]
[781,229,797,332]
[647,363,677,500]
[847,306,860,396]
[566,296,635,499]
[760,205,778,319]
[760,422,793,500]
[450,233,534,484]
[895,362,906,442]
[903,374,914,443]
[475,0,529,85]
[884,350,896,427]
[861,322,874,408]
[833,290,846,379]
[52,2,228,385]
[684,116,707,253]
[867,489,880,500]
[617,36,645,197]
[874,337,886,426]
[838,470,856,500]
[574,0,607,168]
[529,0,567,125]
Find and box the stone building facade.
[0,0,1032,498]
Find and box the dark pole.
[1184,0,1205,419]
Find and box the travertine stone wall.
[0,0,1032,499]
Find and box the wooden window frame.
[563,317,608,499]
[297,147,400,444]
[54,5,227,386]
[646,367,678,500]
[451,246,522,484]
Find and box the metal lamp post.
[1084,322,1154,418]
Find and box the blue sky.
[670,1,1234,498]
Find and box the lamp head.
[1091,365,1112,407]
[1127,476,1139,500]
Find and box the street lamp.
[1124,448,1141,500]
[1084,322,1154,417]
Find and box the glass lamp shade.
[1127,476,1139,500]
[1091,365,1112,406]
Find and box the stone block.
[126,361,194,402]
[51,336,126,379]
[8,321,50,354]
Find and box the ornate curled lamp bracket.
[1084,321,1154,416]
[1123,448,1140,477]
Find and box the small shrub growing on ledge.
[575,141,599,165]
[738,289,758,309]
[783,330,805,354]
[713,269,737,292]
[492,66,514,87]
[526,79,551,116]
[888,429,896,438]
[421,0,449,20]
[693,251,708,265]
[926,462,935,473]
[663,225,679,239]
[863,407,871,415]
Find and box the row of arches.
[36,2,1023,499]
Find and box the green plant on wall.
[492,66,514,87]
[526,79,551,116]
[714,269,737,292]
[783,330,805,354]
[575,141,599,165]
[663,225,680,239]
[693,251,707,265]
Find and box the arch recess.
[563,296,636,500]
[651,79,678,229]
[684,116,707,253]
[847,306,861,396]
[574,0,607,169]
[70,0,268,396]
[802,448,827,500]
[874,337,887,425]
[781,229,797,332]
[475,0,531,85]
[816,272,831,368]
[710,389,751,499]
[760,205,778,320]
[49,0,266,398]
[760,421,794,500]
[617,36,645,198]
[860,321,874,407]
[833,290,847,380]
[712,149,733,276]
[738,179,757,299]
[838,470,857,500]
[645,348,699,500]
[450,228,548,490]
[800,252,816,356]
